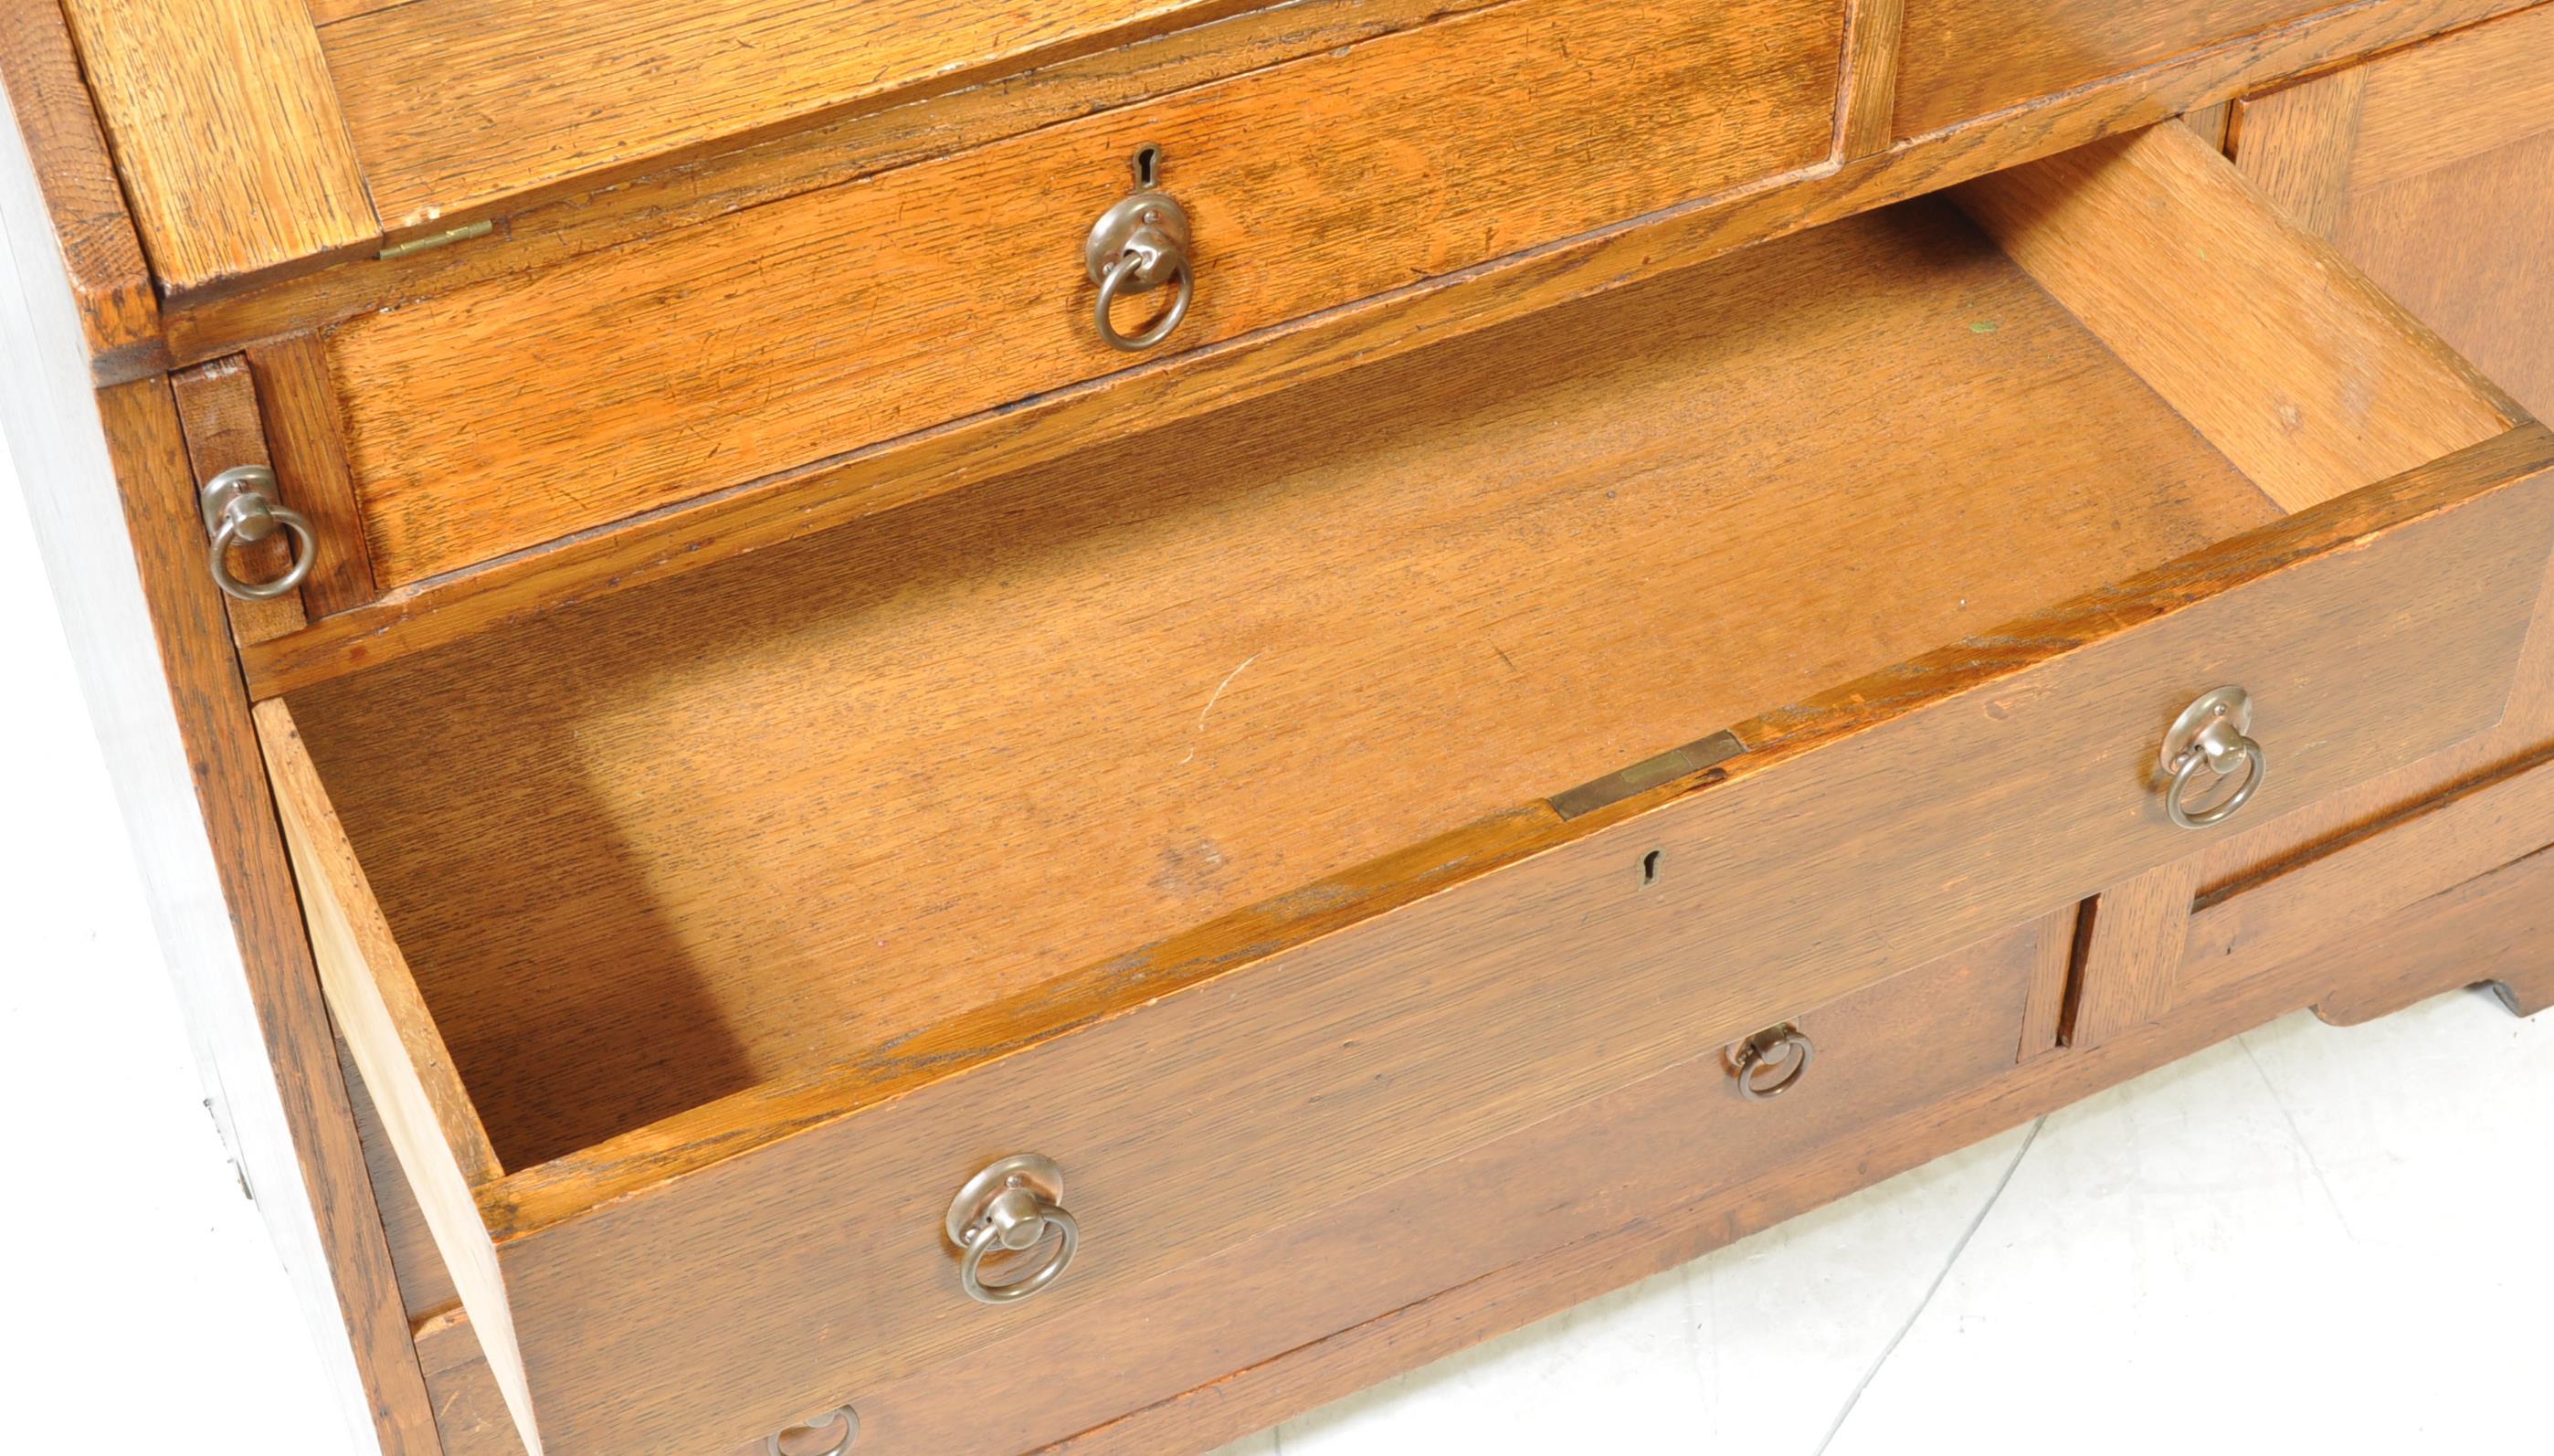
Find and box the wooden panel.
[2066,859,2198,1048]
[247,332,376,616]
[428,432,2554,1456]
[322,0,1842,588]
[1896,0,2336,137]
[2222,66,2367,232]
[2306,843,2554,1026]
[170,0,1510,361]
[1839,0,1906,159]
[2340,0,2554,189]
[342,1032,461,1318]
[2231,5,2554,420]
[56,0,376,290]
[1049,871,2545,1456]
[235,0,2538,698]
[296,203,2277,1173]
[393,914,2063,1456]
[170,355,306,643]
[0,0,162,378]
[2179,747,2554,1002]
[322,0,1268,227]
[0,107,436,1445]
[2016,902,2082,1060]
[166,0,2522,371]
[1954,121,2513,513]
[255,697,533,1453]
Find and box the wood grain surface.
[293,202,2273,1173]
[2304,842,2554,1024]
[2232,3,2554,417]
[320,0,1842,588]
[160,0,2522,368]
[2067,859,2200,1047]
[2181,747,2554,1002]
[232,0,2536,694]
[56,0,376,290]
[257,697,538,1455]
[0,0,162,378]
[245,332,377,617]
[400,913,2064,1456]
[1954,121,2513,512]
[1038,860,2549,1456]
[286,423,2554,1455]
[164,0,1511,358]
[320,0,1272,228]
[1898,0,2336,137]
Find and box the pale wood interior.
[280,158,2506,1175]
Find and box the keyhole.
[1131,142,1165,190]
[1641,849,1663,887]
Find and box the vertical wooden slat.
[249,332,377,616]
[2226,67,2369,235]
[2015,901,2082,1061]
[2066,860,2199,1049]
[57,0,378,291]
[257,696,539,1456]
[1836,0,1905,160]
[2181,100,2232,153]
[171,354,310,642]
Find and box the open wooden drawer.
[252,122,2554,1456]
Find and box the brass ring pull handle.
[764,1407,860,1455]
[1093,240,1193,352]
[1727,1023,1813,1101]
[199,464,317,602]
[2159,686,2266,830]
[945,1154,1080,1305]
[1085,145,1193,353]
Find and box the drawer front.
[401,916,2067,1456]
[316,0,1843,589]
[2175,749,2554,1013]
[452,434,2554,1455]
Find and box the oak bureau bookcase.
[4,1,2550,1452]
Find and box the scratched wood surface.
[319,0,1842,588]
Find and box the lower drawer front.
[404,915,2065,1456]
[2177,749,2554,1012]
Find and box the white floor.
[3,424,2547,1456]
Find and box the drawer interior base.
[289,195,2289,1170]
